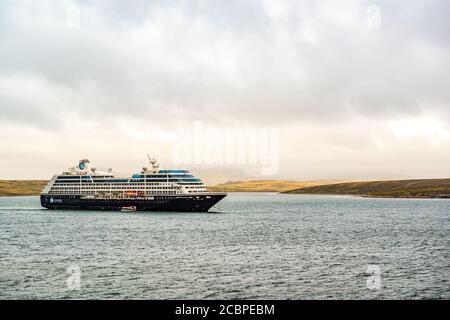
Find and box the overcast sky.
[0,0,449,180]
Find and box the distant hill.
[206,179,353,192]
[190,167,248,185]
[0,180,47,196]
[283,179,450,198]
[3,178,450,198]
[1,179,347,196]
[2,179,335,195]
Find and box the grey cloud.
[0,0,449,129]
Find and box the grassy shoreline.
[0,180,48,197]
[1,179,450,199]
[283,179,450,198]
[205,179,352,193]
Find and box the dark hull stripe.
[40,194,226,212]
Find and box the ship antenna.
[147,154,159,171]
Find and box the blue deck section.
[54,171,202,184]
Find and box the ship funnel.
[147,155,160,170]
[78,159,90,171]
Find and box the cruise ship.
[40,157,227,212]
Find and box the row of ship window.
[58,172,190,179]
[50,186,205,190]
[48,190,207,194]
[55,180,201,183]
[53,182,203,186]
[55,177,200,181]
[58,173,190,178]
[49,191,187,195]
[49,188,206,193]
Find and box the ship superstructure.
[40,157,226,212]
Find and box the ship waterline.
[40,194,226,212]
[40,157,226,212]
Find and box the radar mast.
[147,155,160,173]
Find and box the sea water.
[0,193,449,299]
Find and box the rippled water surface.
[0,194,449,299]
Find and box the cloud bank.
[0,0,449,179]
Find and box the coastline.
[2,179,450,199]
[282,178,450,199]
